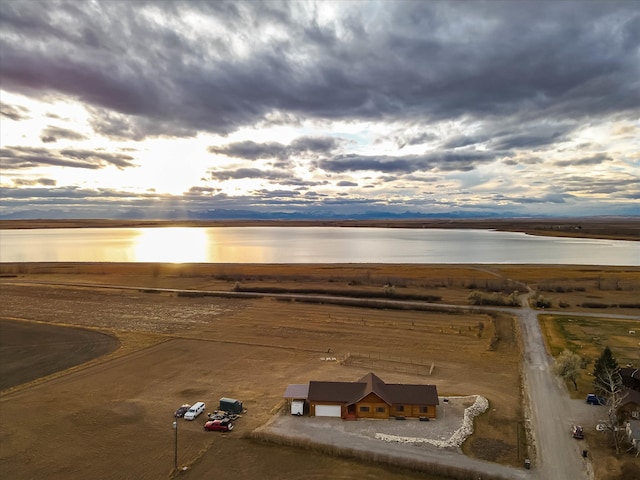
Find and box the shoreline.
[1,217,639,241]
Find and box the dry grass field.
[540,315,640,388]
[1,260,639,479]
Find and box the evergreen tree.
[592,346,620,396]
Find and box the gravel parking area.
[263,396,476,452]
[257,395,529,480]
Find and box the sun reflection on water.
[133,227,209,263]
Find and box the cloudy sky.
[1,0,639,220]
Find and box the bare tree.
[597,365,628,455]
[552,349,581,390]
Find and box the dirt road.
[515,295,594,480]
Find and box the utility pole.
[173,420,178,471]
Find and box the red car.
[204,419,233,432]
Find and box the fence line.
[342,351,435,376]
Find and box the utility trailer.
[291,400,305,416]
[219,397,243,414]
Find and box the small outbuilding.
[283,384,309,416]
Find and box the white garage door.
[315,405,341,417]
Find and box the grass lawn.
[539,314,640,398]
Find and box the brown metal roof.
[283,384,310,399]
[307,372,438,406]
[621,367,640,390]
[384,383,440,405]
[621,388,640,407]
[308,381,364,402]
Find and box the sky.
[1,0,639,220]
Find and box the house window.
[376,407,386,413]
[359,406,370,412]
[396,405,404,412]
[419,406,428,413]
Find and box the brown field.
[1,261,639,480]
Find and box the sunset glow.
[1,1,638,219]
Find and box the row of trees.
[553,346,629,454]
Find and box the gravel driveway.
[257,396,530,480]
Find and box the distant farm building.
[283,372,438,419]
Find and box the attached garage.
[314,404,342,417]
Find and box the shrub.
[533,294,552,308]
[581,302,609,309]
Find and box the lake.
[0,227,637,265]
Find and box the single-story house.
[620,388,640,420]
[284,372,439,419]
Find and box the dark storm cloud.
[319,150,494,174]
[396,132,437,148]
[1,146,135,169]
[210,167,292,181]
[0,185,143,202]
[12,177,56,187]
[0,101,30,120]
[442,135,482,149]
[443,122,576,151]
[557,174,640,196]
[1,1,637,139]
[40,125,88,143]
[336,180,358,187]
[554,154,613,167]
[503,157,543,166]
[208,136,342,160]
[489,127,572,151]
[208,166,328,188]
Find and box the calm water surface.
[0,227,638,265]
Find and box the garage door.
[315,405,341,417]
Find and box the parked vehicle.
[586,393,606,405]
[204,419,233,432]
[572,425,584,439]
[208,411,227,421]
[208,411,238,421]
[184,401,205,420]
[174,404,191,418]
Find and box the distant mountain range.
[1,208,543,221]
